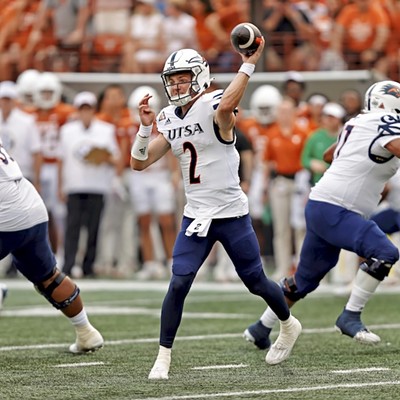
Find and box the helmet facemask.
[161,49,211,107]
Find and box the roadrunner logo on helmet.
[161,49,212,107]
[364,80,400,114]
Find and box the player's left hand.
[139,94,156,127]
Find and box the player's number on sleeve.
[335,124,354,158]
[183,142,200,184]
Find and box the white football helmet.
[250,85,282,125]
[16,69,40,106]
[128,85,161,118]
[364,80,400,114]
[33,72,62,109]
[161,48,211,107]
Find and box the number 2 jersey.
[156,90,249,219]
[0,144,48,231]
[310,111,400,217]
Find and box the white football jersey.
[156,90,248,219]
[0,143,23,182]
[0,144,48,231]
[310,112,400,217]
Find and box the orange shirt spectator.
[96,84,132,171]
[330,0,390,68]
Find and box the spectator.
[120,0,165,73]
[301,102,345,185]
[261,0,315,71]
[301,92,329,133]
[21,0,91,72]
[378,0,400,80]
[187,0,220,67]
[205,0,248,71]
[0,0,48,80]
[163,0,198,56]
[90,0,132,35]
[339,88,362,122]
[282,70,307,108]
[238,85,283,259]
[127,86,177,280]
[263,97,308,281]
[95,84,135,278]
[328,0,390,71]
[57,92,120,278]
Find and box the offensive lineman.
[130,39,302,379]
[243,80,400,350]
[0,141,103,353]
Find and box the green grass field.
[1,280,400,400]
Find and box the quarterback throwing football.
[130,38,302,379]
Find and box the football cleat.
[335,309,381,344]
[243,320,272,350]
[265,315,302,365]
[69,326,104,354]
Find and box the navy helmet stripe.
[366,83,378,110]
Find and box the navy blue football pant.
[0,222,56,284]
[159,214,290,348]
[370,208,400,235]
[294,200,399,298]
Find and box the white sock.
[260,307,279,329]
[345,269,380,312]
[156,345,171,362]
[69,309,90,328]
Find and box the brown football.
[230,23,262,56]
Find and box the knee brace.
[280,275,306,302]
[360,258,392,281]
[35,268,80,309]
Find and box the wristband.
[137,123,153,138]
[131,134,150,161]
[238,63,255,77]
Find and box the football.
[230,22,262,56]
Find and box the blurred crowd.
[0,0,399,80]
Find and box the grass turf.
[0,282,399,399]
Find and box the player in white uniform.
[127,86,177,279]
[0,142,103,353]
[243,80,400,350]
[130,41,302,379]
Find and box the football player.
[130,37,302,380]
[243,80,400,350]
[30,72,75,256]
[0,141,103,353]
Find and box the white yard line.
[55,361,105,368]
[191,364,248,370]
[331,367,391,374]
[135,381,400,400]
